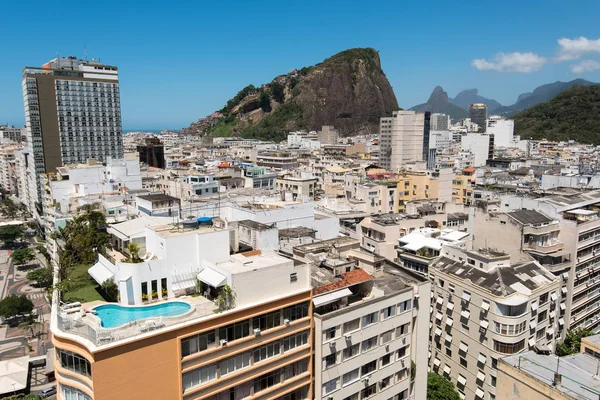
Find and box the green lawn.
[63,263,104,303]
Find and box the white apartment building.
[431,114,451,131]
[313,266,430,400]
[500,190,600,334]
[379,111,426,171]
[288,131,320,150]
[460,134,494,167]
[429,246,561,400]
[0,145,19,194]
[429,131,452,151]
[0,126,26,144]
[397,228,468,274]
[485,117,514,148]
[22,56,124,219]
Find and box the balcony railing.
[524,240,563,253]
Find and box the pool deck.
[58,296,217,347]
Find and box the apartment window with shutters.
[380,329,394,345]
[362,312,378,327]
[382,305,396,319]
[344,343,360,360]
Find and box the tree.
[27,267,53,289]
[101,279,119,302]
[427,373,461,400]
[11,248,35,265]
[125,242,143,263]
[215,285,236,311]
[0,225,24,246]
[18,315,40,337]
[0,294,34,319]
[556,327,593,356]
[0,198,20,219]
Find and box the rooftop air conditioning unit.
[220,339,227,347]
[344,333,352,340]
[253,328,261,336]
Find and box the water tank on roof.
[197,217,213,226]
[182,219,198,229]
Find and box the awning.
[560,303,566,310]
[462,292,471,302]
[477,372,485,382]
[436,312,443,321]
[530,320,537,330]
[447,302,455,311]
[446,317,454,327]
[550,293,558,301]
[457,375,467,385]
[171,270,198,291]
[459,342,468,352]
[435,327,442,336]
[531,302,539,311]
[547,328,555,335]
[437,296,444,305]
[445,334,453,343]
[313,288,352,307]
[434,358,441,367]
[478,353,487,364]
[88,262,114,285]
[562,287,568,294]
[197,268,227,288]
[443,365,451,374]
[480,320,489,329]
[529,338,536,347]
[431,292,434,299]
[559,318,565,325]
[562,272,569,280]
[461,310,470,319]
[476,388,485,398]
[481,301,490,311]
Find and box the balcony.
[524,240,563,253]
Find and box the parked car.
[40,385,56,398]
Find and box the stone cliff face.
[293,48,399,136]
[198,48,399,140]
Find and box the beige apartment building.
[429,246,561,400]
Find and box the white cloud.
[471,52,547,73]
[570,60,600,74]
[557,37,600,61]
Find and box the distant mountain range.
[410,79,597,121]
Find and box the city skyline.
[1,0,600,130]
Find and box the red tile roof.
[313,268,373,295]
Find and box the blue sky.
[1,0,600,131]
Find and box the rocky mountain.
[495,79,597,116]
[450,89,502,113]
[199,48,399,141]
[514,85,600,144]
[409,86,468,121]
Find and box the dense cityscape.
[1,10,600,400]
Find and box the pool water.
[94,302,191,328]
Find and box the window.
[399,300,412,313]
[397,346,408,359]
[220,353,250,376]
[491,358,498,369]
[282,331,309,352]
[343,318,360,333]
[539,293,548,305]
[290,273,297,282]
[60,384,92,400]
[493,339,525,354]
[342,368,360,386]
[491,376,497,387]
[181,331,216,357]
[438,279,445,288]
[396,323,410,337]
[182,364,217,390]
[344,343,360,360]
[382,305,396,319]
[537,310,547,323]
[362,312,378,327]
[460,357,468,368]
[254,369,281,394]
[397,368,409,382]
[323,353,337,369]
[57,349,92,378]
[283,302,309,322]
[361,383,377,399]
[381,353,392,367]
[381,329,394,345]
[219,320,250,342]
[362,336,378,352]
[361,360,377,376]
[446,348,452,357]
[323,378,339,396]
[253,310,280,331]
[380,375,392,390]
[536,329,545,340]
[324,327,337,341]
[343,395,359,400]
[254,342,280,363]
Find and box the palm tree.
[18,316,40,338]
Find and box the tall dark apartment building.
[137,137,165,169]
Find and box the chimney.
[553,372,562,387]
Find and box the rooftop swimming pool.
[94,302,192,328]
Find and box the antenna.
[84,44,87,62]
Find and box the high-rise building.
[485,116,514,148]
[460,133,494,167]
[0,125,26,144]
[22,56,124,217]
[379,111,428,171]
[430,113,450,131]
[318,125,339,145]
[137,137,165,168]
[468,104,487,133]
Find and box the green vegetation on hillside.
[514,85,600,144]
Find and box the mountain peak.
[450,89,502,112]
[409,86,467,121]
